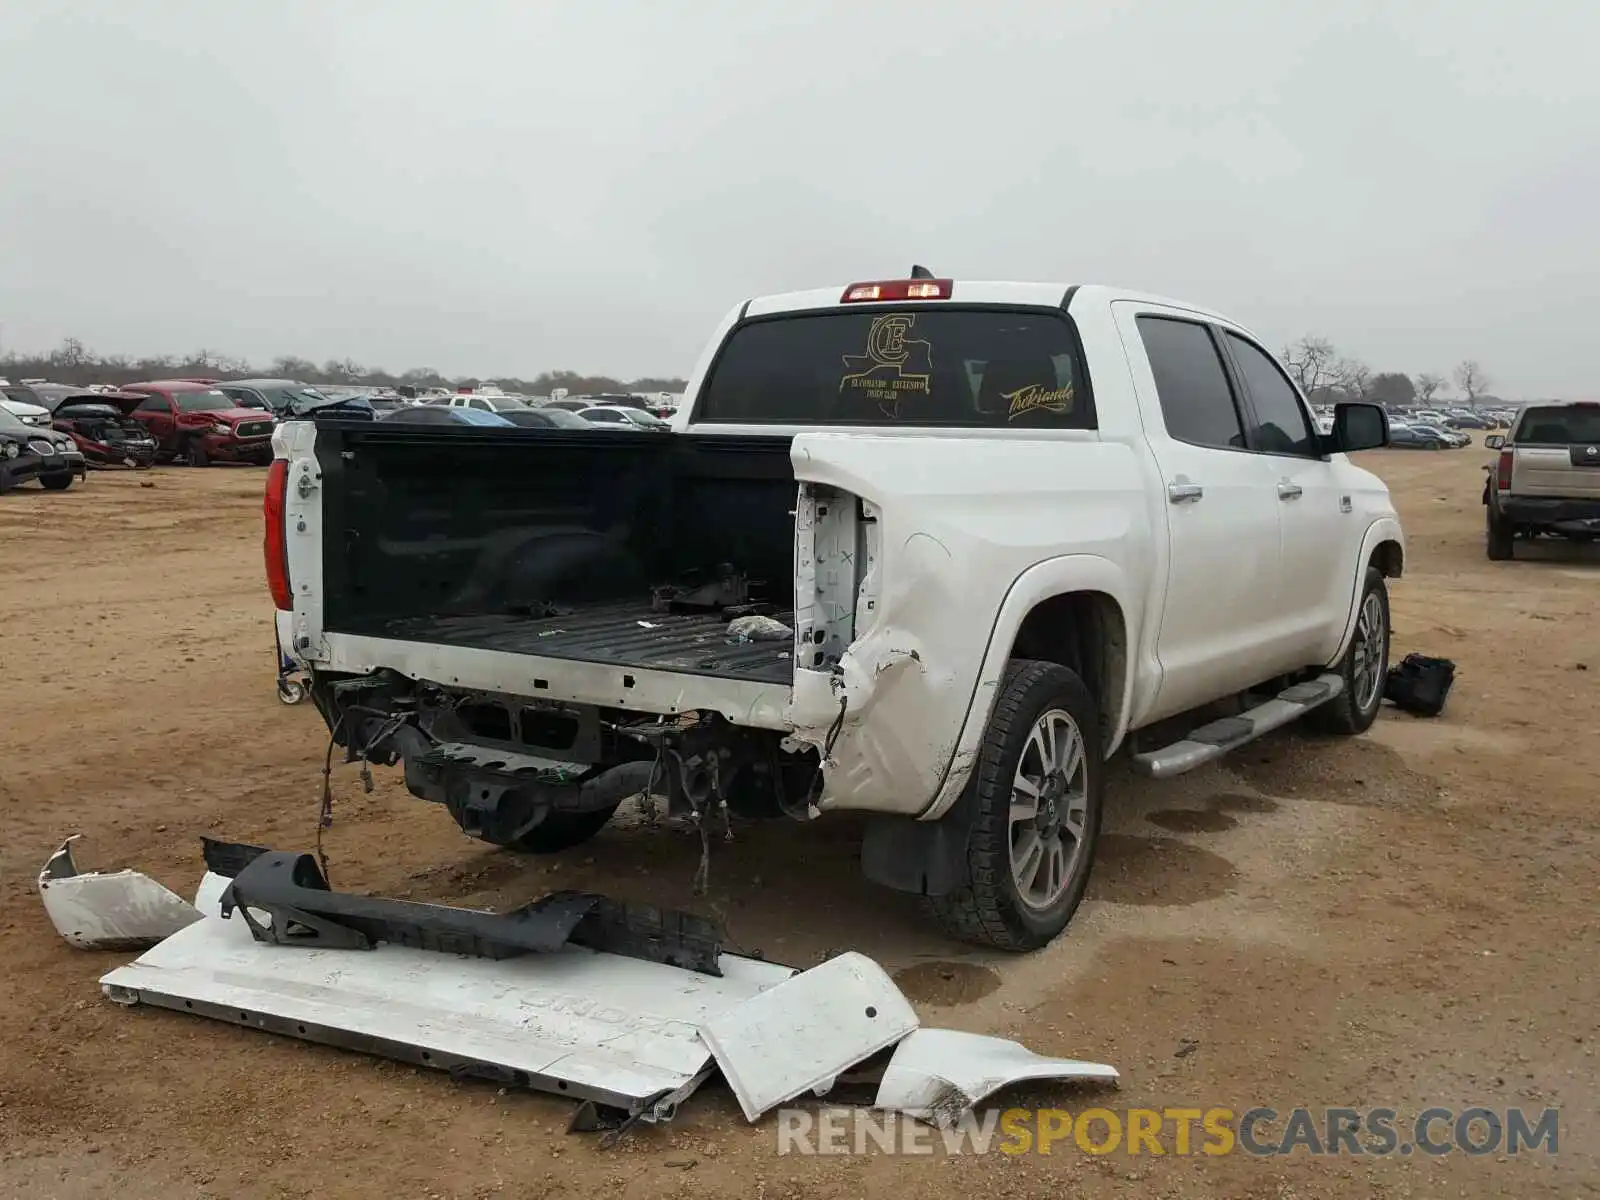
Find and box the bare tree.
[1282,335,1338,395]
[1333,358,1373,400]
[1414,372,1445,404]
[1454,361,1489,406]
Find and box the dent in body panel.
[783,433,1151,818]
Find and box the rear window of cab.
[695,307,1094,429]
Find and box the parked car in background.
[576,404,672,431]
[540,398,593,413]
[1483,401,1600,559]
[1415,423,1470,447]
[1386,422,1453,450]
[441,392,531,414]
[377,405,515,427]
[0,404,85,492]
[39,390,158,468]
[217,378,328,418]
[497,407,607,430]
[120,380,277,465]
[1,383,55,428]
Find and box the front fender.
[1328,517,1405,664]
[917,554,1141,822]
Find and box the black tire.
[187,438,209,467]
[41,473,73,491]
[926,660,1104,951]
[1307,567,1390,736]
[1486,506,1514,561]
[488,805,620,853]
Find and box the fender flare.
[916,554,1140,822]
[1329,517,1405,664]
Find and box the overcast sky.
[2,0,1596,396]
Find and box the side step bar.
[1130,673,1344,779]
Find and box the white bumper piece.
[66,841,1117,1129]
[39,836,204,950]
[873,1028,1120,1127]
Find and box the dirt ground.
[2,449,1596,1199]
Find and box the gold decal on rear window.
[840,313,933,417]
[1003,383,1074,420]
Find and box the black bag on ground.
[1383,654,1456,717]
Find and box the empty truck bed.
[369,604,796,684]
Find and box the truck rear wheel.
[926,660,1103,951]
[1486,507,1514,560]
[485,804,620,854]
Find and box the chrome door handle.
[1277,480,1303,500]
[1167,482,1204,504]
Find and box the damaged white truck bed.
[47,837,1116,1130]
[269,274,1404,950]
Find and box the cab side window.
[136,395,169,412]
[1136,316,1247,451]
[1224,334,1317,457]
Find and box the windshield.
[1514,406,1600,445]
[173,390,235,413]
[696,307,1093,428]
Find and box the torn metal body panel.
[39,836,203,950]
[782,432,1153,818]
[99,902,798,1120]
[874,1028,1119,1127]
[698,951,919,1122]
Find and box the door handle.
[1167,482,1204,504]
[1277,480,1303,500]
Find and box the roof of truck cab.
[741,281,1233,323]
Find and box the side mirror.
[1331,401,1388,452]
[1484,434,1505,450]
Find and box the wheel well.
[1009,591,1126,741]
[1371,540,1404,579]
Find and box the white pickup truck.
[267,275,1404,950]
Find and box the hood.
[0,398,50,419]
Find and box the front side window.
[1224,333,1316,457]
[697,307,1093,428]
[1136,316,1245,451]
[136,395,169,413]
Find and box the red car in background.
[42,389,160,468]
[120,380,277,466]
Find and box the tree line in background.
[1281,336,1496,408]
[3,332,1495,408]
[0,337,687,396]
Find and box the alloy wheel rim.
[1008,709,1089,910]
[1352,592,1386,712]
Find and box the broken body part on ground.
[41,835,1118,1133]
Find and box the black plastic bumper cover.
[206,838,725,975]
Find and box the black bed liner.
[367,602,795,684]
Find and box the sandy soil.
[1,450,1596,1199]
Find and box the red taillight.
[841,279,953,303]
[264,459,292,610]
[1495,449,1514,491]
